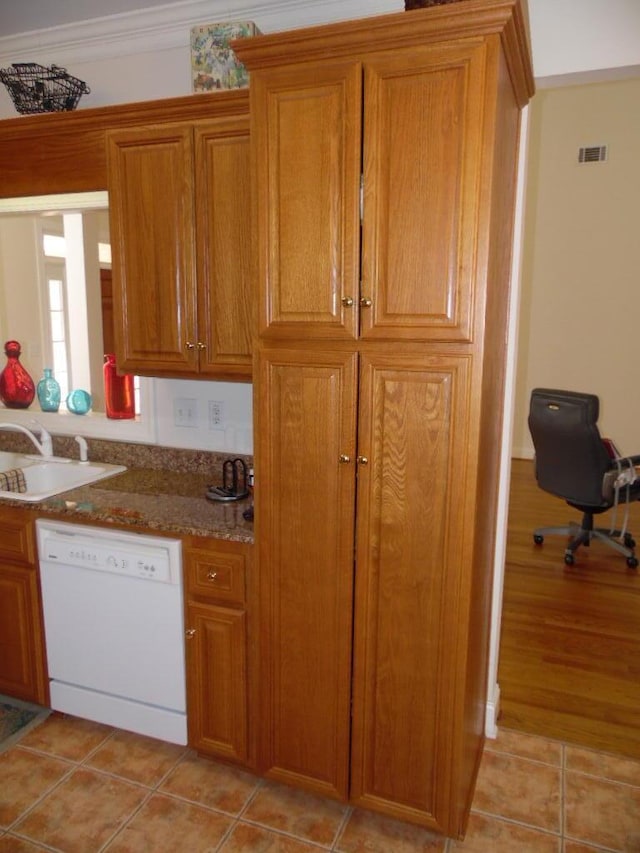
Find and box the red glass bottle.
[103,353,135,419]
[0,340,35,408]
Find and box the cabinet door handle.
[357,456,369,465]
[338,454,351,464]
[341,296,354,307]
[185,628,196,639]
[185,341,196,350]
[359,297,372,308]
[197,342,207,350]
[207,571,218,581]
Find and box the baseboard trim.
[485,683,500,739]
[512,446,534,461]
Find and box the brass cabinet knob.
[185,341,196,350]
[357,456,369,465]
[360,297,372,308]
[207,571,218,581]
[341,296,354,307]
[338,454,351,464]
[197,341,206,350]
[185,628,196,639]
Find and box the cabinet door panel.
[186,602,248,763]
[253,64,361,340]
[108,124,197,374]
[196,118,253,379]
[361,41,486,341]
[0,516,35,564]
[257,347,358,797]
[350,353,472,830]
[0,566,48,704]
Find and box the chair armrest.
[607,454,640,468]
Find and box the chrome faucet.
[74,435,88,463]
[0,421,53,458]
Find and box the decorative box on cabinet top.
[191,21,261,91]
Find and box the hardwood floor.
[498,457,640,760]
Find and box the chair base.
[533,520,639,568]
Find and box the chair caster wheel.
[564,552,575,566]
[533,534,544,545]
[627,556,638,569]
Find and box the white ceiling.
[0,0,177,36]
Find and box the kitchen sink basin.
[0,453,126,502]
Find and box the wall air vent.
[578,145,608,164]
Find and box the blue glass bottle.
[36,367,61,412]
[66,389,92,415]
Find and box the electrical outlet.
[174,398,197,428]
[209,400,224,428]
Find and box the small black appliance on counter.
[206,457,249,502]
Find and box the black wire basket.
[405,0,463,8]
[0,63,90,114]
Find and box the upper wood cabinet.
[0,90,251,199]
[107,113,252,380]
[360,42,485,342]
[251,62,361,341]
[245,36,507,343]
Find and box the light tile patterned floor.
[1,715,639,851]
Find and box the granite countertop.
[0,437,254,544]
[29,467,254,544]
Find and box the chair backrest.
[528,388,612,507]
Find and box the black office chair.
[528,388,640,568]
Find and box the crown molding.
[0,0,398,67]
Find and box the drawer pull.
[207,571,218,581]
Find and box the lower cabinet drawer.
[184,542,246,605]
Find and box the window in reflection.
[46,272,69,398]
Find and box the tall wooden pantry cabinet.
[234,0,534,838]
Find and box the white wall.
[513,78,640,459]
[0,219,43,353]
[2,0,639,110]
[0,0,401,115]
[529,0,640,85]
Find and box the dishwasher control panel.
[37,521,182,584]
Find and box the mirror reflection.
[0,192,135,417]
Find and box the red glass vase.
[0,340,35,409]
[103,353,135,419]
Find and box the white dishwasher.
[36,519,187,745]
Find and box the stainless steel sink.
[0,453,126,502]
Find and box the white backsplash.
[154,377,253,455]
